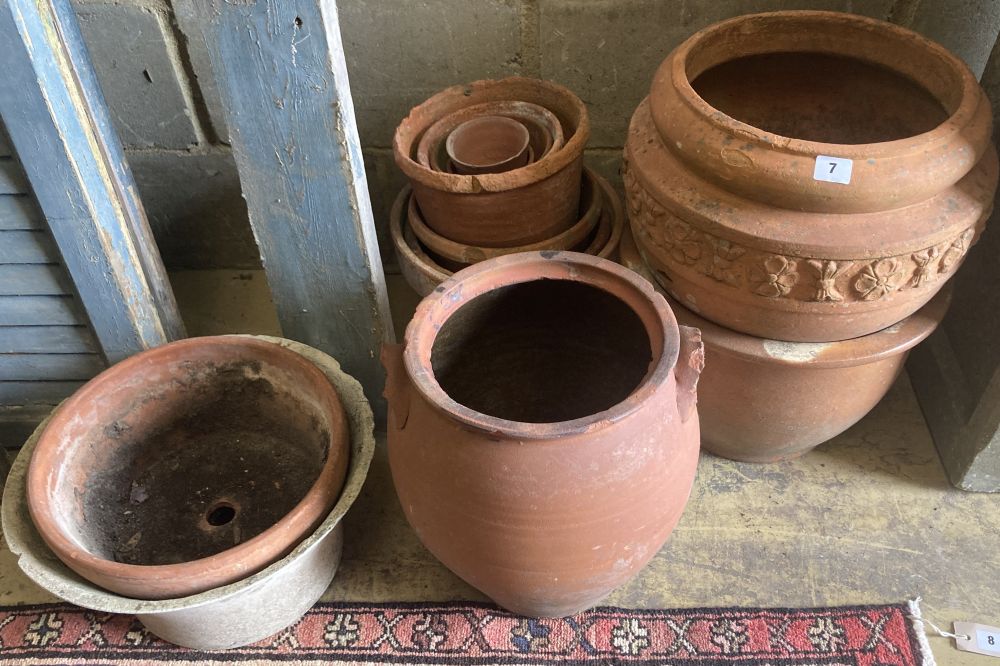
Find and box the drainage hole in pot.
[431,279,652,423]
[691,52,949,144]
[206,502,237,527]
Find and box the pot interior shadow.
[692,52,949,144]
[431,279,652,423]
[82,362,329,566]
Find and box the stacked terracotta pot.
[6,336,375,649]
[622,11,998,462]
[391,77,623,294]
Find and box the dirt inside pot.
[691,52,949,144]
[81,361,329,566]
[431,279,652,423]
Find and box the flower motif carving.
[750,256,798,298]
[911,247,941,287]
[664,222,703,265]
[806,260,852,302]
[705,240,745,287]
[623,163,977,303]
[854,259,904,301]
[939,229,974,274]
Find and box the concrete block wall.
[71,0,1000,272]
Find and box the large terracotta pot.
[394,77,589,247]
[5,336,375,650]
[26,336,350,600]
[383,252,703,617]
[392,169,625,297]
[620,228,948,462]
[625,11,997,342]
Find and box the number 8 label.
[978,628,1000,654]
[813,155,853,185]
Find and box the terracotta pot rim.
[417,101,564,174]
[26,335,347,594]
[620,229,949,368]
[403,252,679,439]
[665,10,980,157]
[408,168,602,260]
[393,77,590,194]
[391,172,625,294]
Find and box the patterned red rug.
[0,601,931,665]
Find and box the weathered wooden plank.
[0,159,28,194]
[0,0,184,363]
[0,196,43,230]
[177,0,393,418]
[0,326,96,353]
[0,230,60,264]
[0,353,103,380]
[0,296,82,326]
[0,381,84,405]
[0,127,11,158]
[0,264,72,296]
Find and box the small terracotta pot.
[417,101,563,175]
[395,77,589,247]
[625,11,997,342]
[619,229,948,462]
[383,252,703,617]
[408,167,602,264]
[26,336,350,600]
[392,170,625,297]
[445,115,532,175]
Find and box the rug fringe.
[907,597,938,666]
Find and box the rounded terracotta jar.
[26,336,350,600]
[625,10,997,342]
[394,77,589,247]
[382,252,703,617]
[620,228,948,462]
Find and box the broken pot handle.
[381,343,411,431]
[674,325,704,424]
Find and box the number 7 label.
[813,155,853,185]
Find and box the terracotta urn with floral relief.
[624,10,997,342]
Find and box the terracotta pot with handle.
[625,10,997,342]
[383,252,703,617]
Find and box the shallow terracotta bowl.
[26,336,350,600]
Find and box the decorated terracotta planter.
[394,77,589,247]
[26,336,350,600]
[620,229,948,462]
[392,169,625,297]
[383,252,703,617]
[625,10,997,342]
